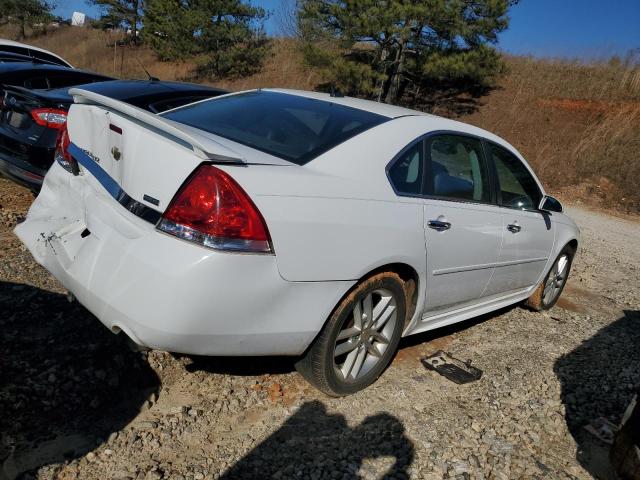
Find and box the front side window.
[426,134,491,203]
[489,144,542,210]
[388,141,424,195]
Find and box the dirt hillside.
[9,26,638,213]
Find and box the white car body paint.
[15,88,580,356]
[0,39,73,67]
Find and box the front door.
[483,142,555,295]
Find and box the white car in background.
[0,39,72,67]
[16,88,580,396]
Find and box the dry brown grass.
[465,56,640,211]
[2,26,321,91]
[3,26,639,211]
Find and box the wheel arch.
[355,262,423,332]
[540,235,579,284]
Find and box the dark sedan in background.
[0,71,227,189]
[0,61,111,90]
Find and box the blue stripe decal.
[68,143,123,200]
[67,142,163,225]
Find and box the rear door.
[385,132,503,315]
[421,134,503,313]
[482,142,555,295]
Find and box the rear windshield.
[163,90,388,164]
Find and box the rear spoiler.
[69,88,245,163]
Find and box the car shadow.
[0,281,160,480]
[180,354,296,376]
[182,304,518,378]
[554,309,640,479]
[220,400,414,479]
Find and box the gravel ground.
[0,176,638,480]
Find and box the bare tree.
[275,0,299,38]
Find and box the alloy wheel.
[333,288,398,382]
[543,254,569,306]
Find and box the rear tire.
[295,272,406,396]
[525,244,574,311]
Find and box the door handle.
[507,222,522,233]
[427,219,451,231]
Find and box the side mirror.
[539,195,563,213]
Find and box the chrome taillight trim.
[156,218,274,254]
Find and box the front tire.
[296,272,406,396]
[525,244,575,311]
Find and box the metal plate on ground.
[422,350,482,384]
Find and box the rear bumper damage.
[15,162,352,356]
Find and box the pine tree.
[299,0,518,107]
[0,0,54,39]
[143,0,200,60]
[143,0,270,78]
[197,0,270,78]
[91,0,143,42]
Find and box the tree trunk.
[376,46,390,102]
[385,39,406,104]
[132,0,139,44]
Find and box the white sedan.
[0,39,72,67]
[16,88,579,395]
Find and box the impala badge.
[111,146,121,161]
[82,149,100,163]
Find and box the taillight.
[31,108,67,129]
[157,165,272,253]
[54,124,79,175]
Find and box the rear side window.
[23,76,49,89]
[28,49,68,67]
[489,144,542,210]
[426,134,491,203]
[163,91,388,165]
[148,95,219,113]
[388,141,424,195]
[0,45,29,56]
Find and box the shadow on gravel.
[183,305,520,378]
[0,281,159,480]
[182,354,295,376]
[554,310,640,479]
[182,305,519,381]
[220,400,414,479]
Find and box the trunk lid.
[65,89,248,217]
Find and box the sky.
[53,0,640,60]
